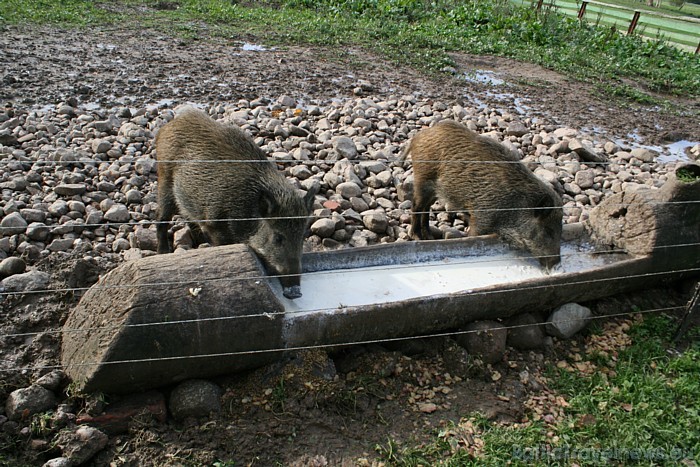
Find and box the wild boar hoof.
[539,254,561,272]
[283,285,302,299]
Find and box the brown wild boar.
[155,109,315,299]
[407,120,562,269]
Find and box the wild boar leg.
[156,187,177,254]
[411,181,436,240]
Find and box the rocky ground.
[1,22,699,466]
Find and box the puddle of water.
[623,131,644,144]
[657,140,697,163]
[241,43,267,51]
[616,133,697,163]
[81,102,102,111]
[273,242,627,312]
[581,126,607,137]
[463,70,505,86]
[512,98,530,115]
[470,91,530,115]
[469,95,487,111]
[150,98,177,108]
[485,91,515,100]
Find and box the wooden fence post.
[578,1,588,20]
[628,11,641,35]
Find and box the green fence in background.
[510,0,700,53]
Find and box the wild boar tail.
[398,138,415,168]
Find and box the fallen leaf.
[418,402,438,413]
[577,414,597,427]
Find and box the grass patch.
[1,0,698,102]
[676,165,700,183]
[375,313,700,465]
[0,0,120,24]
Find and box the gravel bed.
[2,95,695,266]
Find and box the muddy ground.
[0,19,699,466]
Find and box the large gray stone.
[363,211,388,234]
[310,218,336,238]
[55,426,108,466]
[332,136,358,160]
[35,370,65,392]
[48,238,75,252]
[630,147,657,162]
[574,169,595,189]
[48,200,69,217]
[169,379,222,421]
[54,184,87,196]
[454,320,507,364]
[336,181,362,199]
[546,303,592,339]
[1,270,51,293]
[20,208,47,223]
[130,226,158,251]
[91,139,112,154]
[506,313,546,350]
[103,204,130,223]
[42,458,72,467]
[568,138,607,164]
[505,122,529,137]
[1,212,27,236]
[26,222,51,242]
[0,256,26,278]
[5,385,58,420]
[277,95,296,107]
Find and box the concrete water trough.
[61,164,700,394]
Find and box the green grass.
[375,313,700,466]
[546,315,699,454]
[0,0,118,24]
[0,0,698,103]
[676,166,700,182]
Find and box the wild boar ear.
[258,192,279,219]
[534,194,555,218]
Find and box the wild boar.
[407,120,563,269]
[155,109,315,299]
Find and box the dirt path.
[2,25,698,144]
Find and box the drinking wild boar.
[407,120,563,269]
[155,109,316,299]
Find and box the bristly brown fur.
[407,120,563,269]
[154,109,315,296]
